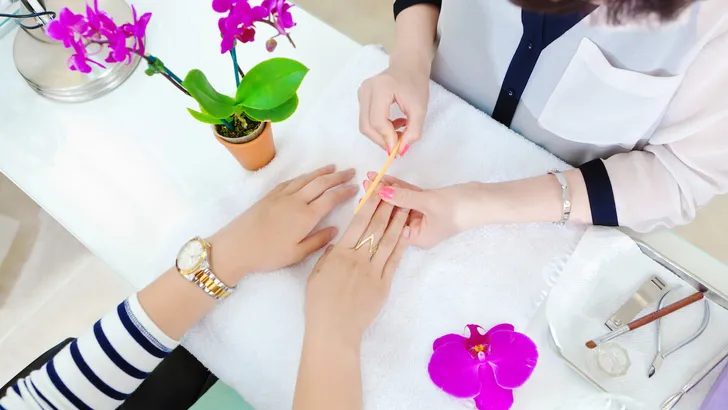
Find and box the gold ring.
[355,233,378,256]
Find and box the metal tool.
[606,275,668,330]
[648,288,711,378]
[660,343,728,410]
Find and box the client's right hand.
[304,193,410,346]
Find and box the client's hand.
[305,193,410,346]
[210,165,357,280]
[364,173,483,249]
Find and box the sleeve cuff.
[579,159,619,227]
[126,294,180,351]
[394,0,442,20]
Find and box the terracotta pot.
[213,121,276,171]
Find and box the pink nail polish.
[379,187,395,200]
[358,198,362,204]
[386,145,392,155]
[362,180,367,188]
[401,144,410,156]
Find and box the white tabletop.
[0,0,359,289]
[1,2,726,409]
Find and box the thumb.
[399,109,425,156]
[298,227,338,261]
[377,186,429,212]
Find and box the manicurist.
[358,0,728,249]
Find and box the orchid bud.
[265,37,277,52]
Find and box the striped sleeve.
[0,294,178,409]
[393,0,441,19]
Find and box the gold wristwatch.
[175,237,235,300]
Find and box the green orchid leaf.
[242,94,299,123]
[235,58,308,110]
[182,69,236,118]
[187,108,223,125]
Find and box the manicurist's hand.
[364,170,593,251]
[357,3,439,157]
[358,62,429,156]
[294,193,411,410]
[210,165,357,280]
[364,173,484,249]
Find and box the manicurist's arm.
[0,165,357,410]
[294,192,410,410]
[357,1,440,153]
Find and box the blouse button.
[528,41,534,50]
[507,89,515,97]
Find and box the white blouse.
[425,0,728,231]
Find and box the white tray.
[546,228,728,410]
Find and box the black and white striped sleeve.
[0,294,178,409]
[393,0,442,19]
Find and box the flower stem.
[91,40,191,97]
[230,48,241,87]
[258,19,296,48]
[160,72,191,96]
[220,118,234,130]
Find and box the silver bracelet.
[548,170,571,226]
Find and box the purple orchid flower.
[46,8,88,48]
[85,0,117,38]
[428,324,539,410]
[214,0,296,53]
[120,5,152,58]
[261,0,295,35]
[46,1,152,73]
[216,0,269,53]
[67,37,105,73]
[212,0,233,13]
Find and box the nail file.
[605,275,668,331]
[353,139,401,214]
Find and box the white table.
[1,2,726,409]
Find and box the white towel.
[181,45,585,410]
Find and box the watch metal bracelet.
[193,267,234,300]
[549,170,571,226]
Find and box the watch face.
[177,239,205,272]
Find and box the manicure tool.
[353,139,401,214]
[648,289,710,378]
[586,292,705,350]
[606,275,668,330]
[660,343,728,410]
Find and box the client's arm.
[0,165,356,410]
[294,192,410,410]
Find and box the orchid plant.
[46,0,307,138]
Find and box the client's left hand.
[211,165,357,278]
[305,193,411,346]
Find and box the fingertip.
[403,226,411,239]
[328,226,339,239]
[367,171,377,180]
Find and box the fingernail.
[362,179,367,188]
[386,145,392,155]
[401,144,410,156]
[379,187,395,200]
[358,198,362,204]
[403,226,411,239]
[367,171,377,180]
